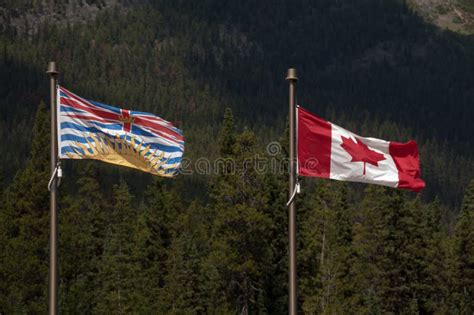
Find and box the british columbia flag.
[57,86,184,177]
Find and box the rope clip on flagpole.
[286,180,301,206]
[48,160,62,192]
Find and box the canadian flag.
[297,106,425,192]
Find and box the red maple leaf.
[340,136,386,175]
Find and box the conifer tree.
[95,180,142,313]
[59,162,108,312]
[161,201,209,313]
[0,102,50,313]
[350,187,418,313]
[259,124,291,314]
[408,198,449,312]
[299,181,353,314]
[132,178,185,312]
[207,112,273,313]
[218,107,235,158]
[452,180,474,313]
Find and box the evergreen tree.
[408,198,450,312]
[95,180,142,313]
[218,108,235,158]
[206,114,273,313]
[350,187,419,313]
[0,102,50,313]
[161,201,209,314]
[299,181,353,314]
[59,162,108,312]
[132,177,185,312]
[259,125,290,314]
[452,180,474,313]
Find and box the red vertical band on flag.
[297,106,332,178]
[120,109,133,132]
[389,141,425,192]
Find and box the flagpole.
[286,68,298,315]
[47,61,59,315]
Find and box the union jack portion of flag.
[57,86,184,177]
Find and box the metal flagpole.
[286,68,298,315]
[47,61,59,315]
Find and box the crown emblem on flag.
[118,114,135,124]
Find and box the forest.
[0,0,473,313]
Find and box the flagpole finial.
[47,62,59,75]
[286,68,298,81]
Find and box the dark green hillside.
[163,0,473,143]
[0,0,473,205]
